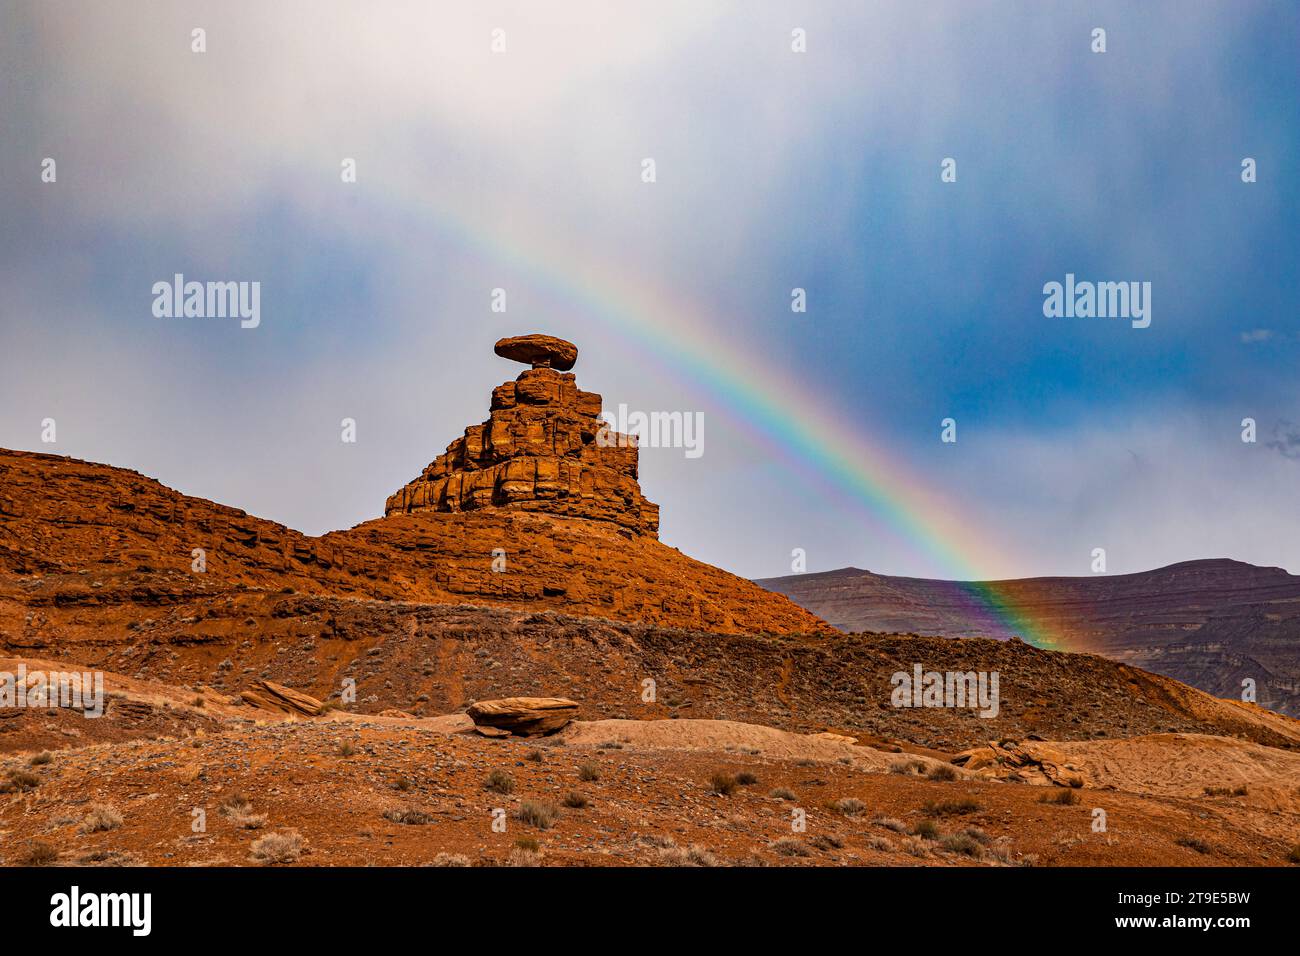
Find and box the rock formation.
[385,335,659,537]
[466,696,579,736]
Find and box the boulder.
[466,697,579,736]
[494,334,578,371]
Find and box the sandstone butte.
[0,334,827,637]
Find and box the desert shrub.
[924,798,981,816]
[735,771,759,786]
[383,807,433,826]
[338,742,357,757]
[962,827,993,846]
[833,797,866,816]
[865,835,894,852]
[902,836,931,858]
[577,762,600,782]
[506,847,542,867]
[772,837,812,857]
[709,772,738,797]
[17,840,59,866]
[78,804,124,834]
[1176,836,1212,855]
[29,751,52,766]
[1,770,41,793]
[769,787,797,801]
[562,792,590,809]
[941,832,984,858]
[889,759,927,775]
[517,800,559,829]
[219,793,253,817]
[872,816,909,833]
[485,769,515,795]
[658,843,719,867]
[926,764,958,782]
[236,813,267,830]
[428,853,471,867]
[250,830,303,864]
[912,819,940,840]
[1038,788,1080,805]
[514,836,540,852]
[809,833,844,851]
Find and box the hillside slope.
[757,561,1300,715]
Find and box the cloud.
[1265,421,1300,460]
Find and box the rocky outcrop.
[952,738,1087,787]
[240,680,323,718]
[385,335,659,537]
[466,697,579,736]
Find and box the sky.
[1,1,1298,581]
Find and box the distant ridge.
[756,559,1300,715]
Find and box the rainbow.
[397,183,1066,649]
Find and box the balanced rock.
[494,334,578,371]
[466,696,579,736]
[385,334,659,536]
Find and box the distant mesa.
[386,333,659,536]
[493,333,578,371]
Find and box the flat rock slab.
[467,696,579,736]
[494,334,578,371]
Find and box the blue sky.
[1,1,1297,580]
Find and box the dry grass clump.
[16,840,59,866]
[250,830,303,864]
[1038,788,1081,805]
[872,815,908,833]
[517,800,559,829]
[0,769,41,793]
[941,832,984,858]
[1176,836,1212,855]
[219,793,253,817]
[924,798,981,816]
[833,797,866,816]
[808,833,844,851]
[78,803,124,834]
[912,819,940,840]
[708,772,738,796]
[577,762,600,782]
[485,769,515,795]
[506,844,543,867]
[735,771,759,786]
[657,841,720,867]
[428,853,471,867]
[889,759,927,775]
[562,792,590,809]
[769,787,797,801]
[926,764,959,782]
[383,807,433,826]
[29,751,53,766]
[772,837,812,857]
